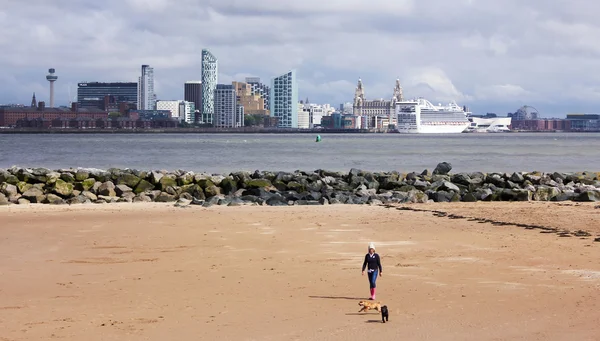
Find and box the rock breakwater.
[1,163,600,206]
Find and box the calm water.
[0,133,598,174]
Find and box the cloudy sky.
[1,0,598,116]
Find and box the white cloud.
[1,0,600,116]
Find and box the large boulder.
[575,191,600,202]
[52,179,74,197]
[98,181,116,197]
[75,170,90,182]
[245,178,272,189]
[155,192,177,202]
[45,194,66,205]
[177,172,195,186]
[180,184,205,200]
[0,193,9,205]
[115,184,133,197]
[0,183,18,197]
[533,186,560,201]
[433,162,452,175]
[80,178,96,191]
[158,176,177,191]
[21,188,46,203]
[60,172,76,183]
[117,173,141,188]
[134,180,155,194]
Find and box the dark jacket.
[362,253,382,273]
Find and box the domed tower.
[46,68,58,108]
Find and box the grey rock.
[97,195,119,203]
[174,198,192,207]
[155,192,176,202]
[0,183,18,197]
[22,188,46,203]
[46,193,66,205]
[0,193,9,205]
[433,162,452,175]
[98,181,116,197]
[451,173,472,186]
[575,191,600,202]
[67,195,91,205]
[133,194,153,203]
[82,191,98,201]
[17,198,30,205]
[509,172,525,183]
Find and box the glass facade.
[270,70,298,128]
[77,82,138,109]
[138,65,156,110]
[201,49,218,124]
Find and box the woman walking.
[361,242,382,300]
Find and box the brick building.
[0,102,108,127]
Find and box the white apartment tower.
[138,65,156,110]
[201,49,218,124]
[270,70,298,128]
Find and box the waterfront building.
[232,81,268,116]
[138,65,156,110]
[297,103,310,129]
[245,77,271,111]
[565,114,599,131]
[353,79,403,126]
[184,81,202,121]
[0,103,107,127]
[77,82,138,109]
[270,70,298,128]
[201,49,218,124]
[214,84,244,128]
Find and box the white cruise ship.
[395,98,470,133]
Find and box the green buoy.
[315,135,322,142]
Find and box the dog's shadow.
[365,320,382,323]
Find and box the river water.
[0,133,598,174]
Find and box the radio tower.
[46,68,58,108]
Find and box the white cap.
[368,242,375,250]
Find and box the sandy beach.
[0,202,599,340]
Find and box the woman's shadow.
[309,295,364,300]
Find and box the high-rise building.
[232,81,268,116]
[245,77,270,111]
[46,68,58,108]
[184,81,202,122]
[77,82,138,109]
[270,70,298,128]
[201,49,218,124]
[214,84,244,128]
[138,65,156,110]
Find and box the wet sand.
[0,202,598,340]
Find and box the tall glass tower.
[270,70,298,128]
[201,49,218,124]
[138,65,156,110]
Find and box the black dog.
[381,305,389,323]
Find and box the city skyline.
[1,1,600,117]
